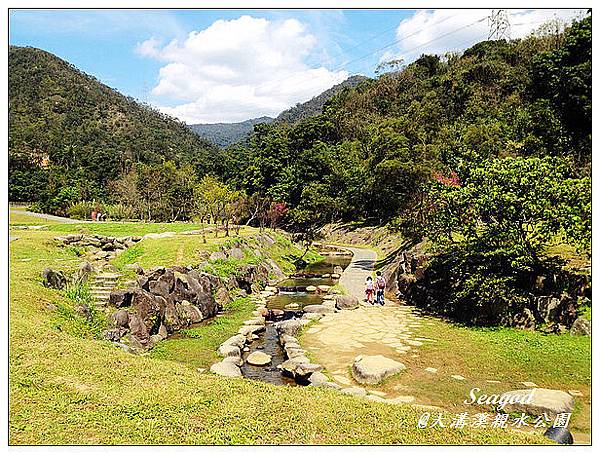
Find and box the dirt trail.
[10,209,88,224]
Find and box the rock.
[513,308,536,330]
[285,303,300,309]
[500,388,574,418]
[317,285,331,293]
[335,295,359,310]
[264,286,278,294]
[303,304,335,314]
[109,290,133,307]
[450,375,466,381]
[103,327,127,342]
[305,285,317,293]
[341,387,367,397]
[219,344,241,358]
[322,382,341,389]
[570,317,591,336]
[42,268,67,289]
[330,273,341,279]
[276,319,308,337]
[112,310,130,328]
[308,371,328,386]
[365,394,387,403]
[210,361,242,377]
[387,396,416,404]
[228,247,245,259]
[302,312,324,321]
[223,356,244,367]
[209,251,227,261]
[352,355,406,384]
[127,313,150,346]
[246,351,272,366]
[238,325,265,337]
[221,334,246,349]
[73,261,94,284]
[424,367,438,374]
[333,266,343,275]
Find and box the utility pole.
[488,10,511,40]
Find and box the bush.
[67,201,99,220]
[104,203,138,221]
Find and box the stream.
[240,254,352,385]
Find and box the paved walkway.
[10,210,88,224]
[337,246,377,303]
[302,246,429,396]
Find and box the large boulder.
[127,312,150,346]
[210,361,242,377]
[209,251,227,261]
[42,268,67,290]
[130,289,164,334]
[335,295,359,310]
[500,388,574,418]
[352,355,406,384]
[228,247,245,259]
[570,317,591,336]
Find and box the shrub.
[67,201,99,220]
[104,203,138,221]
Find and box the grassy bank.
[9,222,546,444]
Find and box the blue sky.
[9,9,586,123]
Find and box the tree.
[426,156,591,266]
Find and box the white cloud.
[138,15,347,123]
[381,9,587,65]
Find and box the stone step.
[95,273,121,279]
[91,289,112,294]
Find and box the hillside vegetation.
[188,116,273,148]
[9,46,223,205]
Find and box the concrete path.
[337,246,377,302]
[10,209,88,224]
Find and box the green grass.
[9,211,61,225]
[149,296,254,368]
[369,314,591,436]
[8,226,548,444]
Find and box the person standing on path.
[365,276,375,304]
[375,271,386,306]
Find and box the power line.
[488,10,511,40]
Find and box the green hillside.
[9,46,222,204]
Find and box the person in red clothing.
[91,209,97,221]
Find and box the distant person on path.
[365,276,375,304]
[91,210,97,221]
[375,271,386,306]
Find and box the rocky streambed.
[211,253,356,386]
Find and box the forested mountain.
[9,46,222,205]
[188,116,273,148]
[274,74,368,124]
[187,75,369,148]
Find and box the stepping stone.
[568,390,583,397]
[450,374,466,381]
[387,395,416,404]
[246,351,272,366]
[332,375,352,385]
[365,394,387,403]
[210,361,242,377]
[341,387,367,397]
[352,355,406,385]
[368,390,387,397]
[522,381,538,387]
[425,367,438,374]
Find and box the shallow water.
[240,323,296,386]
[241,254,352,385]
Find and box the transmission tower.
[488,10,511,40]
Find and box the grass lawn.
[363,315,591,436]
[9,211,62,225]
[8,224,547,444]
